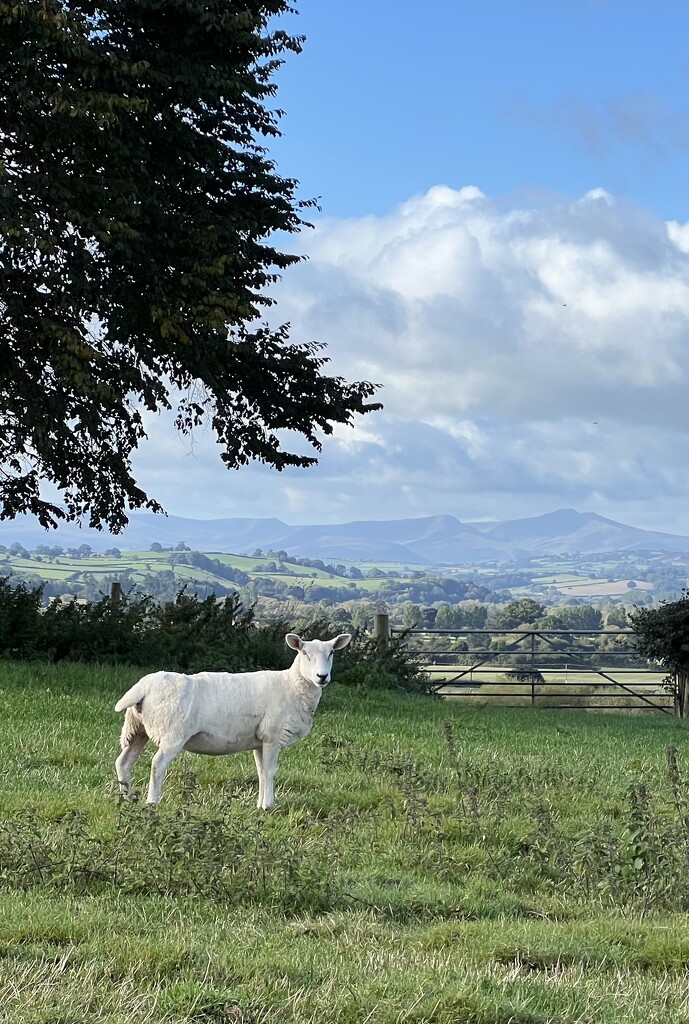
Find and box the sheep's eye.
[302,651,310,660]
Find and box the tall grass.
[0,661,687,1023]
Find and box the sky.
[133,0,688,536]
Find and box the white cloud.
[132,186,688,535]
[667,219,689,253]
[283,187,687,425]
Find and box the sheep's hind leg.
[147,743,185,805]
[115,712,149,800]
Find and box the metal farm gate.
[377,619,674,715]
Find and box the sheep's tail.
[114,679,147,714]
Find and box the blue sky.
[271,0,687,222]
[119,2,689,537]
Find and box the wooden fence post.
[674,668,688,718]
[110,581,122,607]
[373,613,389,647]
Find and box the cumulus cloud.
[667,219,689,253]
[133,186,688,535]
[277,186,687,424]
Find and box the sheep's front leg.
[147,743,184,805]
[253,748,265,810]
[257,743,281,811]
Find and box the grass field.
[425,668,673,712]
[0,550,407,595]
[0,661,687,1023]
[555,581,654,597]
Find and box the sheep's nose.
[317,673,329,685]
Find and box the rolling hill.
[0,508,685,564]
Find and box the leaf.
[0,0,382,532]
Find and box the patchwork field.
[0,549,405,595]
[0,661,687,1023]
[556,580,655,597]
[1,546,679,608]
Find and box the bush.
[335,631,431,694]
[0,581,429,693]
[0,577,43,657]
[628,591,689,717]
[272,613,429,693]
[0,582,286,672]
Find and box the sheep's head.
[286,633,352,687]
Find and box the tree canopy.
[499,598,546,630]
[0,0,381,531]
[628,591,689,716]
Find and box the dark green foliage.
[0,576,42,656]
[38,588,158,664]
[143,592,289,672]
[0,578,288,672]
[0,578,427,688]
[336,630,431,694]
[499,599,547,629]
[628,590,689,673]
[0,0,381,531]
[628,591,689,716]
[0,805,338,914]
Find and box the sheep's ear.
[331,633,352,650]
[285,633,303,651]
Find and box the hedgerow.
[0,577,427,691]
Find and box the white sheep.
[114,632,352,808]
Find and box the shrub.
[0,576,43,657]
[0,581,428,693]
[335,630,431,694]
[628,591,689,717]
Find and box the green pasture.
[256,567,350,583]
[0,550,409,595]
[0,553,172,582]
[430,668,673,712]
[531,574,597,585]
[531,561,579,572]
[0,661,687,1023]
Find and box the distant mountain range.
[0,508,686,564]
